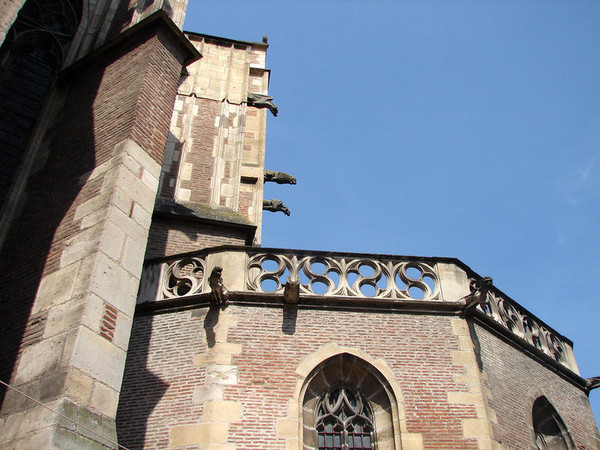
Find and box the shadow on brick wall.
[0,65,101,406]
[116,314,168,449]
[282,305,298,335]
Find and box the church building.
[0,1,598,448]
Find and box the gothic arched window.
[315,383,375,450]
[532,396,575,450]
[301,353,398,449]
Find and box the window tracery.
[301,353,398,449]
[315,383,374,450]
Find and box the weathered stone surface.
[14,400,63,440]
[194,353,232,366]
[170,422,228,446]
[64,368,95,405]
[205,365,238,385]
[51,399,118,450]
[203,400,241,422]
[0,411,22,445]
[192,385,224,404]
[72,327,127,391]
[208,343,242,355]
[89,253,138,316]
[111,311,133,351]
[91,382,120,418]
[277,418,298,438]
[437,262,470,301]
[105,206,148,246]
[206,252,247,291]
[13,429,53,450]
[61,224,106,268]
[14,335,65,384]
[102,164,156,215]
[37,370,69,403]
[33,263,80,314]
[81,294,105,334]
[130,201,152,229]
[44,301,85,339]
[121,236,146,278]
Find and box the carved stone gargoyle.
[463,276,493,311]
[284,279,300,304]
[263,199,290,216]
[264,170,296,185]
[209,266,229,308]
[248,92,278,116]
[586,376,600,391]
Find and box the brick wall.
[161,96,222,203]
[117,305,483,449]
[145,218,249,259]
[473,322,600,448]
[117,310,208,449]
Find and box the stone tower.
[0,1,196,448]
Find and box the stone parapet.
[137,246,579,377]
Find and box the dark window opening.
[0,0,82,208]
[532,396,575,450]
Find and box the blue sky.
[184,0,600,422]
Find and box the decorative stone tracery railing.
[474,285,572,369]
[136,246,577,373]
[246,252,440,300]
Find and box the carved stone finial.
[263,199,290,216]
[264,170,296,185]
[586,376,600,390]
[248,92,278,116]
[209,266,229,308]
[464,276,493,310]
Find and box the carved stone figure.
[263,199,290,216]
[464,276,493,310]
[264,170,296,185]
[284,279,300,304]
[248,92,278,116]
[586,376,600,390]
[209,266,229,307]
